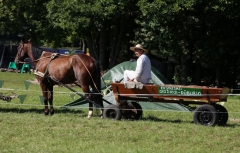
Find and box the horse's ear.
[21,37,26,43]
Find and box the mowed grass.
[1,71,240,153]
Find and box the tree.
[46,0,139,70]
[2,0,240,87]
[135,0,240,86]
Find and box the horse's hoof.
[50,110,55,116]
[44,111,49,115]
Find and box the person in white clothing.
[124,44,151,84]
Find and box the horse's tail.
[93,60,103,108]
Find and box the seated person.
[124,44,151,84]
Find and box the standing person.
[124,44,151,84]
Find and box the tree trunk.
[85,30,99,60]
[215,67,220,88]
[99,21,108,70]
[167,64,174,84]
[109,18,125,69]
[181,59,188,85]
[81,39,86,53]
[194,63,201,85]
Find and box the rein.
[17,42,102,96]
[32,53,103,96]
[17,43,55,64]
[17,56,53,64]
[78,57,103,96]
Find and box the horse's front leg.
[40,83,49,115]
[48,86,54,115]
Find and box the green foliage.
[135,0,240,84]
[1,0,240,83]
[45,0,126,36]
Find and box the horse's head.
[14,40,30,64]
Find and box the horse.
[14,39,103,117]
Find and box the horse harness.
[34,53,101,94]
[34,53,59,79]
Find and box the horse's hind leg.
[88,99,93,118]
[91,84,103,117]
[87,92,94,118]
[48,85,54,115]
[81,85,93,118]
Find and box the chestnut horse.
[14,40,103,117]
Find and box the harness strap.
[33,53,102,96]
[44,53,59,76]
[78,57,103,96]
[34,53,59,78]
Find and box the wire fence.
[1,80,240,113]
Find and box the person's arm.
[129,78,134,81]
[135,56,144,80]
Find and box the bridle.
[16,43,26,64]
[16,42,40,64]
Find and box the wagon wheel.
[215,104,228,126]
[193,104,219,126]
[103,104,122,120]
[125,102,143,120]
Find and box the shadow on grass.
[140,115,193,124]
[0,107,84,115]
[140,115,240,127]
[218,124,240,128]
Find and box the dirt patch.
[229,119,240,123]
[26,79,39,85]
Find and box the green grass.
[1,71,240,153]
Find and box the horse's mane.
[30,43,44,60]
[28,42,58,60]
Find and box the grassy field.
[1,71,240,153]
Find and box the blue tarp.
[58,49,83,55]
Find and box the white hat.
[130,44,148,53]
